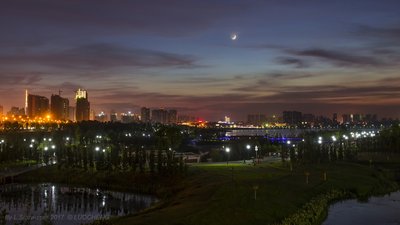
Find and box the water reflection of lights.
[102,195,106,207]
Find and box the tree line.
[0,121,187,175]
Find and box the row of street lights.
[224,145,259,165]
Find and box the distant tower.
[168,109,177,124]
[151,109,168,124]
[25,89,28,116]
[140,107,151,123]
[75,89,87,99]
[51,94,69,120]
[75,88,90,121]
[27,94,49,118]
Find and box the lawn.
[13,161,398,225]
[110,161,398,225]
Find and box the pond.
[0,183,158,225]
[323,191,400,225]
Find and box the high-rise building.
[95,112,107,122]
[90,109,96,121]
[333,113,338,123]
[68,106,76,121]
[110,110,118,122]
[247,114,267,126]
[302,113,315,123]
[75,89,90,121]
[25,89,28,116]
[168,109,177,124]
[27,94,49,118]
[51,94,69,120]
[0,105,3,117]
[362,114,378,123]
[342,114,351,124]
[283,111,302,125]
[152,109,168,124]
[121,112,139,123]
[353,114,362,123]
[141,107,151,123]
[7,107,25,116]
[75,89,87,99]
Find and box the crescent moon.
[231,34,237,40]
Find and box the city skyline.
[0,0,400,120]
[1,89,394,123]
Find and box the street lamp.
[225,147,230,165]
[255,146,259,164]
[244,144,251,163]
[0,139,4,152]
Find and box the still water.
[0,183,158,225]
[323,191,400,225]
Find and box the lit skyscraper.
[75,89,87,99]
[25,89,28,116]
[75,89,90,121]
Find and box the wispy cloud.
[0,43,199,70]
[275,57,309,68]
[356,25,400,44]
[0,73,42,86]
[288,48,385,67]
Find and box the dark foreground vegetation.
[1,124,400,225]
[12,160,400,225]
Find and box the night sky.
[1,0,400,120]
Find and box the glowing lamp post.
[245,144,251,163]
[255,146,259,164]
[0,139,4,152]
[225,147,230,165]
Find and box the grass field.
[15,161,399,225]
[110,162,397,225]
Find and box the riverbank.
[14,161,399,225]
[14,166,185,197]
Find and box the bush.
[276,190,348,225]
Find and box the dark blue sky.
[0,0,399,120]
